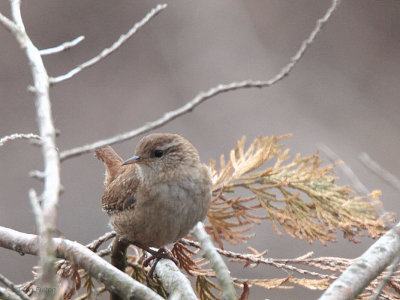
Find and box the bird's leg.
[132,242,178,279]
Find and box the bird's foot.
[143,247,178,280]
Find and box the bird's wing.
[101,166,139,214]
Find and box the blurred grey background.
[1,0,400,299]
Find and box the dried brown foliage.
[171,241,214,276]
[208,135,388,246]
[20,135,397,299]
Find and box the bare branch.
[39,35,85,56]
[29,170,45,181]
[318,143,369,195]
[86,231,116,252]
[359,152,400,192]
[319,221,400,300]
[0,226,164,300]
[97,244,112,257]
[0,273,30,300]
[192,222,237,300]
[0,12,20,34]
[29,189,44,230]
[0,133,41,147]
[7,0,61,296]
[49,4,167,84]
[59,0,341,161]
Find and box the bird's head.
[122,133,201,179]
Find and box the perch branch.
[49,4,167,84]
[0,226,164,300]
[192,222,237,300]
[155,259,197,300]
[39,35,85,56]
[319,221,400,300]
[59,0,341,161]
[0,274,30,300]
[0,133,41,147]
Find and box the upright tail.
[94,146,124,186]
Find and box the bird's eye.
[154,149,164,158]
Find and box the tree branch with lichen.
[0,226,164,300]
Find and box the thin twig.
[0,133,41,147]
[180,239,336,280]
[49,4,167,84]
[15,280,35,297]
[29,189,43,230]
[29,170,45,181]
[319,221,400,300]
[59,0,341,161]
[39,35,85,56]
[0,12,20,34]
[0,273,30,300]
[86,231,116,252]
[359,152,400,192]
[318,144,393,228]
[370,255,400,300]
[318,143,369,195]
[192,222,237,300]
[96,242,112,257]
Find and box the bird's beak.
[122,155,141,165]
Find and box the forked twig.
[49,4,167,84]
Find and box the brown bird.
[95,133,212,277]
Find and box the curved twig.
[49,4,167,84]
[0,133,41,147]
[59,0,341,161]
